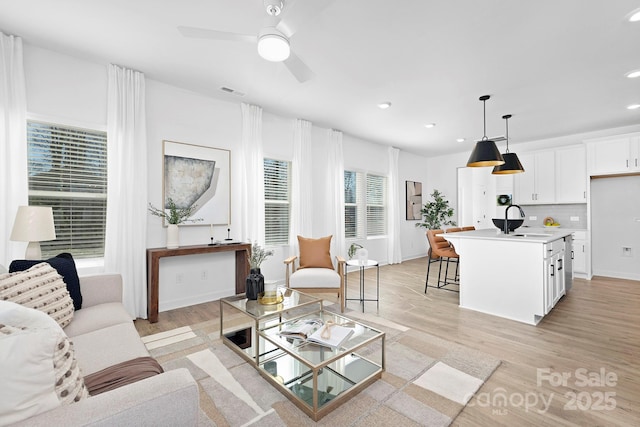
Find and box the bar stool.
[425,229,460,293]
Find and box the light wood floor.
[135,258,639,426]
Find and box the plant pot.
[245,268,264,300]
[167,224,180,249]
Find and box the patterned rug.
[141,304,500,426]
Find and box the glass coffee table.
[260,311,384,421]
[220,287,322,365]
[220,289,385,421]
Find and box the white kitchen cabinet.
[544,239,566,314]
[555,145,587,203]
[572,230,589,276]
[586,133,640,176]
[514,150,555,204]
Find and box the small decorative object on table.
[246,242,273,300]
[147,198,203,249]
[347,243,363,260]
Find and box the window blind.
[27,121,107,258]
[366,174,387,236]
[344,170,386,238]
[264,158,290,245]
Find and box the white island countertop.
[439,227,576,243]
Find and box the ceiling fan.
[178,0,334,83]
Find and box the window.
[344,170,387,238]
[27,121,107,258]
[264,158,291,245]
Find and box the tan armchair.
[284,235,346,312]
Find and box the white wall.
[21,43,432,312]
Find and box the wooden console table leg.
[148,252,160,323]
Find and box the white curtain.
[240,103,265,245]
[104,64,148,318]
[0,33,28,266]
[387,146,402,264]
[326,129,345,258]
[289,119,313,246]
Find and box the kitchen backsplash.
[518,204,588,229]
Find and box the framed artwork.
[162,140,230,226]
[406,181,423,220]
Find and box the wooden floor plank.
[135,257,639,426]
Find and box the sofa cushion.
[10,252,82,310]
[290,267,340,288]
[0,263,74,328]
[0,301,88,425]
[298,235,334,269]
[71,322,150,376]
[63,302,133,338]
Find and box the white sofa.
[14,273,199,426]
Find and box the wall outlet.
[529,216,537,221]
[570,216,580,222]
[622,247,632,257]
[201,270,208,280]
[176,273,183,284]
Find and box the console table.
[146,243,251,323]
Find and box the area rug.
[141,304,500,426]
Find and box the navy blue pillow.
[10,253,83,310]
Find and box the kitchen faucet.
[504,204,525,234]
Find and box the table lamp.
[10,206,57,260]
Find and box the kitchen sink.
[511,233,552,237]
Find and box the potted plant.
[246,242,274,300]
[415,189,457,230]
[148,197,202,249]
[347,243,363,260]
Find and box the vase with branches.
[246,242,274,300]
[415,189,457,229]
[148,198,202,249]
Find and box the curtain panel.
[327,129,345,258]
[289,119,313,248]
[0,32,28,265]
[104,64,148,318]
[387,146,402,264]
[240,103,265,245]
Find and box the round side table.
[345,259,379,312]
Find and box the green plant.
[415,189,457,229]
[147,198,203,225]
[249,242,274,269]
[348,243,363,259]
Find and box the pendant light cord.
[482,98,488,141]
[503,114,512,153]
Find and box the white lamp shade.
[257,28,290,62]
[10,206,57,242]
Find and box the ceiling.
[1,0,639,157]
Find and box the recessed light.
[377,102,392,109]
[626,70,640,79]
[456,138,466,143]
[424,123,436,128]
[627,104,640,110]
[629,9,640,22]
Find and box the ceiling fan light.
[492,152,525,174]
[257,29,290,62]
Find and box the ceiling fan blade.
[283,52,314,83]
[276,0,336,38]
[177,26,255,43]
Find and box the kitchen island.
[442,228,574,325]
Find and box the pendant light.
[467,95,505,167]
[492,114,525,174]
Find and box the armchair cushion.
[298,235,334,269]
[289,268,341,289]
